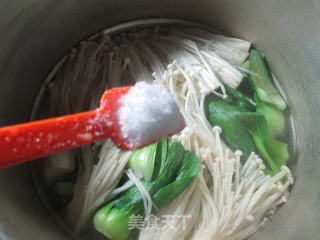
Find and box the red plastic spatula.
[0,85,185,169]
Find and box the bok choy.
[207,89,288,176]
[205,84,256,161]
[255,94,285,137]
[93,140,200,240]
[206,50,289,176]
[249,50,286,110]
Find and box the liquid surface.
[30,20,296,240]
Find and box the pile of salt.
[118,82,185,148]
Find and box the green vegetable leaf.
[205,84,255,112]
[224,84,255,112]
[255,94,285,137]
[265,136,289,167]
[152,150,200,209]
[113,141,184,210]
[152,139,168,181]
[206,93,282,175]
[249,50,286,110]
[207,100,256,161]
[237,112,281,175]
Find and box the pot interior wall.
[0,0,320,240]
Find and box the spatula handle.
[0,110,109,169]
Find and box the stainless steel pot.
[0,1,320,240]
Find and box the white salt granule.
[118,82,185,148]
